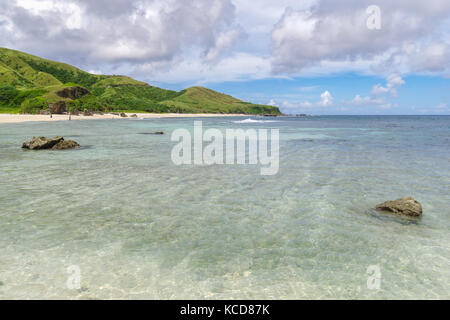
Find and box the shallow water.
[0,115,449,299]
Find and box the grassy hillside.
[0,48,281,115]
[159,87,280,114]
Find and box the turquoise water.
[0,115,449,299]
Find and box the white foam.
[233,118,279,124]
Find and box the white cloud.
[371,74,405,97]
[0,0,239,67]
[346,95,385,106]
[410,42,450,72]
[299,90,334,108]
[1,0,449,84]
[270,0,450,74]
[88,69,103,75]
[299,86,320,92]
[319,91,334,106]
[204,28,245,62]
[433,103,449,113]
[343,74,405,108]
[342,74,405,110]
[133,52,272,84]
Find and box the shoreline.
[0,113,249,124]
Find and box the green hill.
[0,48,281,115]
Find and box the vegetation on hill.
[0,48,281,115]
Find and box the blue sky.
[1,0,449,114]
[204,75,450,115]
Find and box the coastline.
[0,113,248,124]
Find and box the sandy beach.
[0,113,247,124]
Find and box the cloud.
[1,0,449,86]
[343,74,405,108]
[433,103,449,113]
[270,0,450,74]
[87,69,103,75]
[132,52,272,84]
[409,42,450,72]
[346,95,386,106]
[371,74,405,97]
[418,103,450,114]
[0,0,239,68]
[299,86,320,92]
[299,90,334,108]
[204,27,246,62]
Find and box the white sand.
[0,113,247,124]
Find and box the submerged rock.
[376,197,423,217]
[22,136,80,150]
[138,131,164,135]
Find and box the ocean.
[0,115,449,299]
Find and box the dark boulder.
[48,101,67,114]
[376,197,423,217]
[120,112,128,118]
[22,136,80,150]
[130,114,138,118]
[22,136,63,150]
[52,140,80,150]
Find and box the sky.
[0,0,449,115]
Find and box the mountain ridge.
[0,48,281,115]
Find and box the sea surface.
[0,115,449,299]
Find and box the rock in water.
[22,136,63,150]
[52,140,80,150]
[376,197,423,217]
[22,137,80,150]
